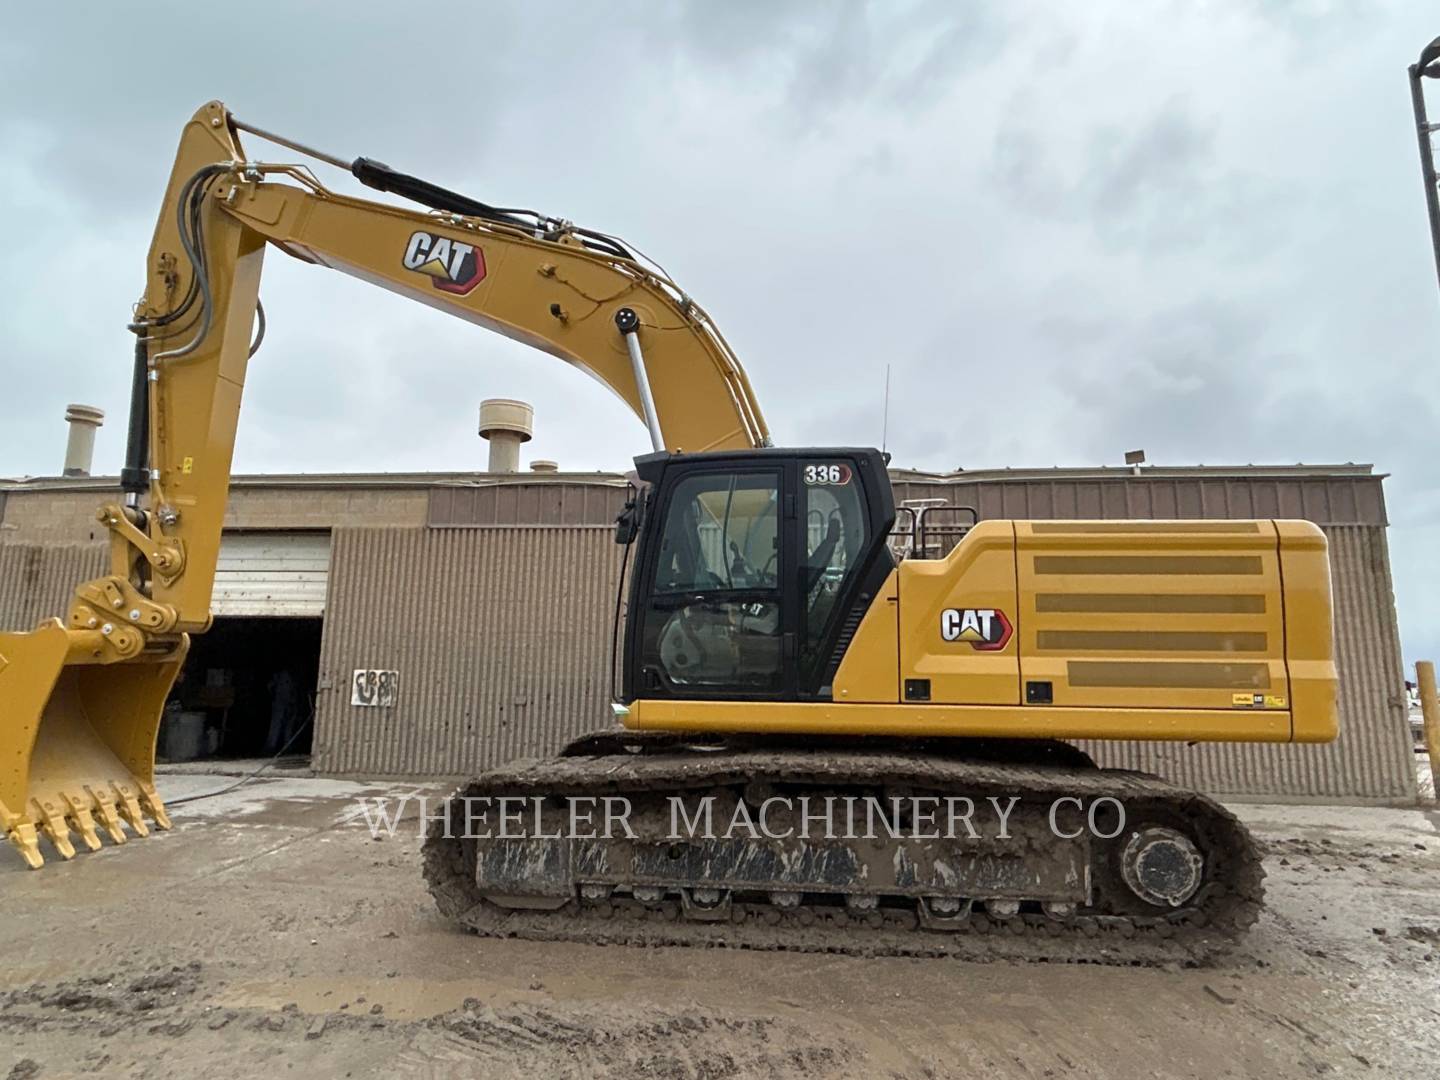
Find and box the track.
[423,736,1263,965]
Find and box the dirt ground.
[2,768,1438,1080]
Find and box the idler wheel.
[1120,827,1204,907]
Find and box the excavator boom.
[0,101,769,867]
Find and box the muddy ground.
[2,770,1438,1079]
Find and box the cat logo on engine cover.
[402,231,486,295]
[940,607,1013,650]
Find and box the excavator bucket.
[0,619,185,869]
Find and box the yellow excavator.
[0,103,1336,958]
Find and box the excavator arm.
[0,100,769,867]
[126,101,767,628]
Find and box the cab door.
[795,457,881,697]
[632,465,797,700]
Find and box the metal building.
[0,461,1415,801]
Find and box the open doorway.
[159,616,322,763]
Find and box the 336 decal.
[803,463,852,485]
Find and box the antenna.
[881,364,891,455]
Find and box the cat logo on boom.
[402,231,486,296]
[939,607,1013,650]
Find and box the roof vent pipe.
[63,404,105,477]
[529,460,558,473]
[478,398,533,473]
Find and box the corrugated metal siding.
[429,482,627,527]
[426,478,1382,532]
[0,543,107,632]
[314,526,621,776]
[1328,526,1414,792]
[212,532,331,617]
[891,475,1388,527]
[432,474,1387,529]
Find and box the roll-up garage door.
[211,532,331,617]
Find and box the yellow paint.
[898,521,1019,704]
[1274,521,1339,741]
[1016,520,1292,712]
[832,570,899,702]
[625,699,1293,742]
[0,620,184,868]
[804,518,1335,745]
[1418,661,1440,789]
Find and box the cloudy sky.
[1,2,1437,664]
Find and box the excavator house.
[0,103,1338,958]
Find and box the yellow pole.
[1419,661,1440,800]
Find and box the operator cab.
[617,448,895,703]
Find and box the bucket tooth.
[111,783,150,838]
[7,822,44,869]
[61,791,102,852]
[86,786,128,845]
[30,798,77,860]
[1,801,45,870]
[137,781,172,831]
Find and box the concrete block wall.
[0,483,429,544]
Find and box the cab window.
[642,471,783,693]
[802,462,867,668]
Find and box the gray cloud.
[660,0,1006,129]
[993,99,1286,256]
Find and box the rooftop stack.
[62,404,104,477]
[478,399,533,473]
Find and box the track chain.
[423,745,1263,965]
